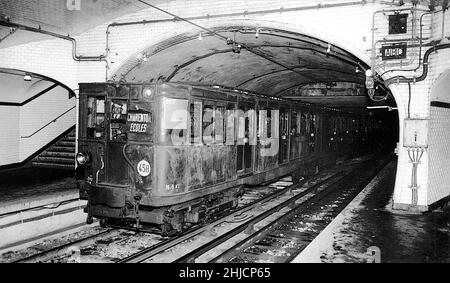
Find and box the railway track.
[9,172,305,263]
[176,157,389,263]
[119,158,375,263]
[9,156,385,263]
[13,229,118,263]
[116,174,315,263]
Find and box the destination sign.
[381,43,407,60]
[127,111,152,134]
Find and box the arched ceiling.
[118,27,378,110]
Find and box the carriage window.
[86,97,105,139]
[259,109,267,139]
[291,111,299,136]
[190,101,202,144]
[161,98,188,145]
[226,105,235,145]
[215,106,225,144]
[300,113,307,136]
[259,109,275,139]
[236,108,245,144]
[310,114,317,135]
[203,105,214,145]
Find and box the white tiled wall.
[428,105,450,205]
[0,87,75,167]
[19,86,75,161]
[0,107,20,166]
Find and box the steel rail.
[117,173,323,263]
[15,229,117,263]
[210,157,389,263]
[210,169,359,263]
[173,170,349,263]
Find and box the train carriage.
[76,82,371,234]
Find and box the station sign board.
[381,43,407,60]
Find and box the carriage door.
[105,87,129,185]
[236,103,256,174]
[278,108,289,164]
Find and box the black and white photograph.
[0,0,449,270]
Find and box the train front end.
[76,83,155,229]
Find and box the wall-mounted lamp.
[327,43,331,54]
[198,32,203,41]
[23,73,32,81]
[255,29,260,39]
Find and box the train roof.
[79,81,364,116]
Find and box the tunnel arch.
[111,19,372,90]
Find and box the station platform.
[293,160,450,263]
[0,167,86,251]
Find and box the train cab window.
[190,101,202,144]
[110,100,128,142]
[86,97,105,139]
[127,102,153,142]
[161,98,188,145]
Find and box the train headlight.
[76,152,90,166]
[143,87,153,99]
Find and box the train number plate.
[137,160,151,177]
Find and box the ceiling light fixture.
[23,73,32,81]
[232,43,242,54]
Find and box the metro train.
[75,82,378,235]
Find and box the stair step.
[49,146,75,152]
[31,162,74,170]
[31,128,76,170]
[34,157,75,164]
[41,151,75,158]
[56,141,75,147]
[63,136,76,142]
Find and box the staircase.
[31,129,76,170]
